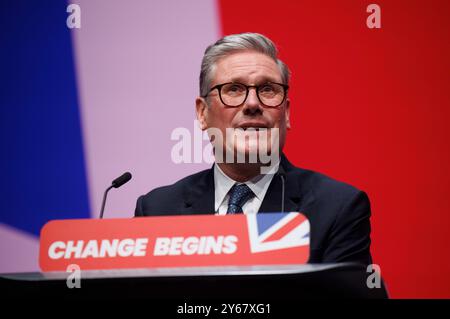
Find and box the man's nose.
[242,88,263,115]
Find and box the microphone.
[278,166,286,213]
[112,172,132,188]
[99,172,132,219]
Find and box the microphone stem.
[100,185,114,219]
[280,174,285,213]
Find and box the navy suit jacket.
[135,155,372,265]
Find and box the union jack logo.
[247,212,310,253]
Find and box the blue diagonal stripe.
[0,0,90,236]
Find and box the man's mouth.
[236,127,268,132]
[235,123,269,131]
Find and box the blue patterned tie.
[227,184,255,214]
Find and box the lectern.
[2,213,388,301]
[1,263,388,299]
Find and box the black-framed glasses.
[203,82,289,107]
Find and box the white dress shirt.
[214,162,280,215]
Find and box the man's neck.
[216,162,264,183]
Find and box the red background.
[218,0,450,298]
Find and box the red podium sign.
[39,213,310,271]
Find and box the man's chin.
[228,146,275,164]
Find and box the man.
[135,33,372,265]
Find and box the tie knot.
[227,184,254,214]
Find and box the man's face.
[196,51,290,164]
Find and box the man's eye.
[224,84,245,95]
[260,84,275,93]
[229,85,243,92]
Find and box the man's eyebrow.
[229,76,281,84]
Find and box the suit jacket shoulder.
[287,167,372,265]
[135,168,213,216]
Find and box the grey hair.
[199,32,291,97]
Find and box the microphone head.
[112,172,132,188]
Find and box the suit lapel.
[259,155,315,214]
[259,174,304,213]
[183,168,215,215]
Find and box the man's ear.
[195,97,208,130]
[285,98,291,130]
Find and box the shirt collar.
[214,161,280,212]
